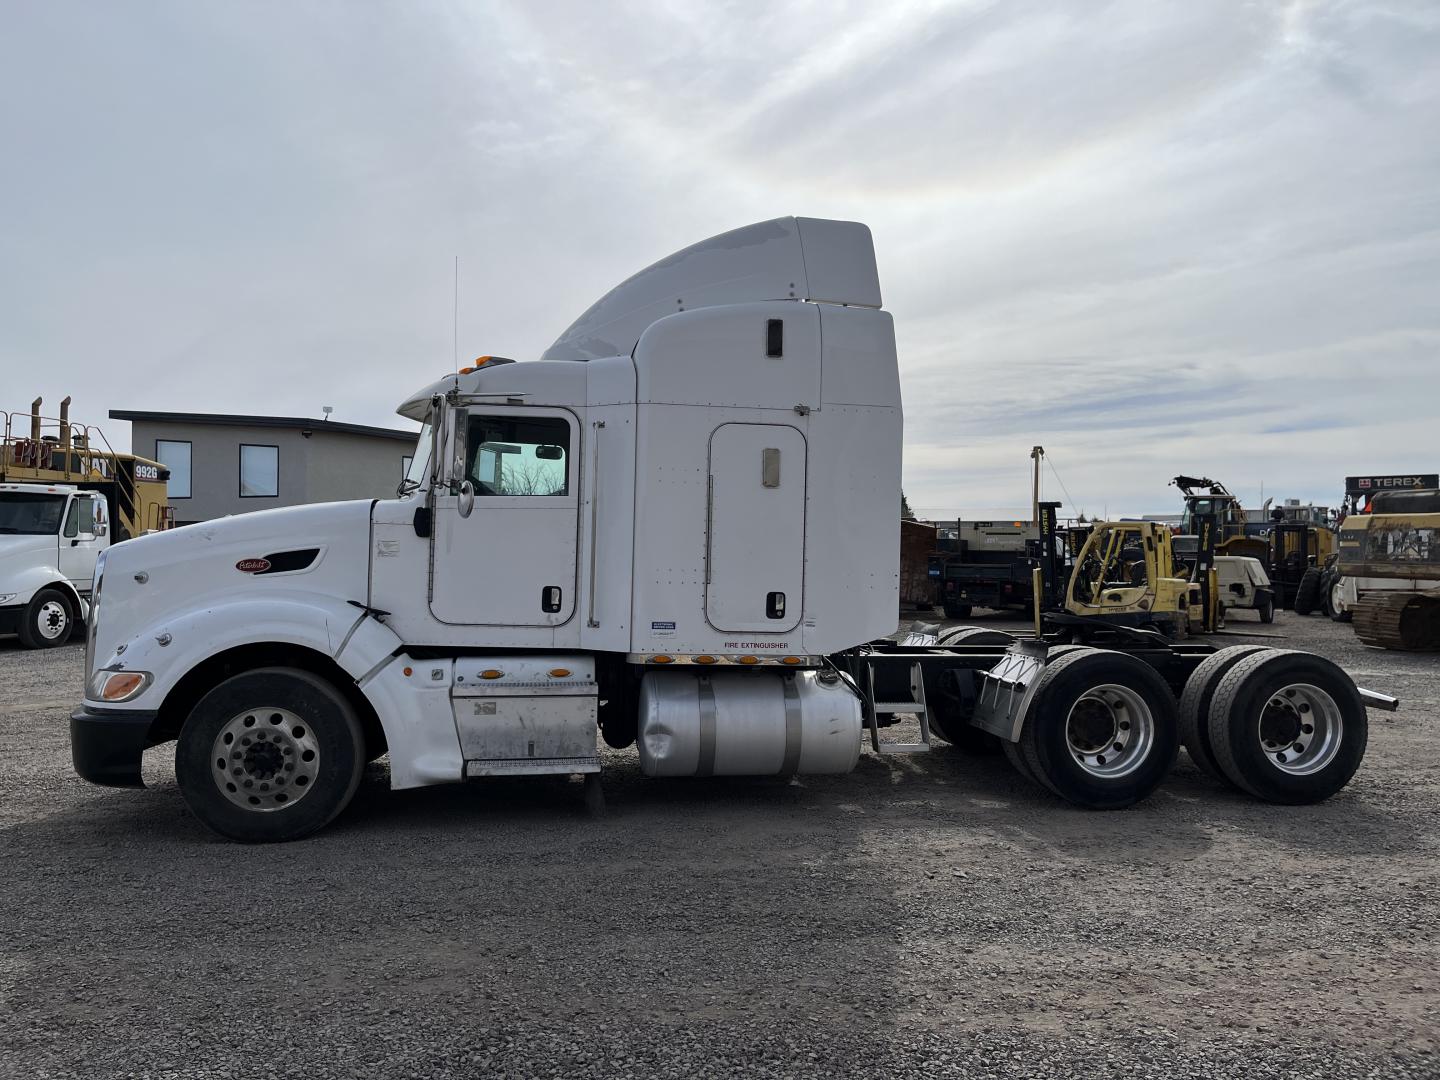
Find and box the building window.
[464,415,570,496]
[239,444,279,498]
[155,440,192,499]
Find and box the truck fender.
[5,564,84,615]
[91,594,463,791]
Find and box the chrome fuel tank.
[637,669,862,777]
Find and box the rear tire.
[1292,568,1322,616]
[1017,649,1179,809]
[18,588,74,649]
[1258,597,1275,624]
[1177,645,1273,783]
[176,667,365,842]
[1206,651,1367,804]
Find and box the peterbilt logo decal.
[235,558,272,574]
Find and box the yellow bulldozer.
[1335,489,1440,650]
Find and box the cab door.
[429,408,580,628]
[58,493,102,589]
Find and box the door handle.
[542,586,562,614]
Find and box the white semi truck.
[1,483,110,647]
[71,218,1396,841]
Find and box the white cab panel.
[634,302,820,410]
[705,423,806,633]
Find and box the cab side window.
[465,415,570,497]
[64,497,95,538]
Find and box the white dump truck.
[71,218,1396,841]
[1,483,109,647]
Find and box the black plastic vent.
[765,319,784,358]
[256,548,321,574]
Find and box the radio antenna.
[453,255,460,372]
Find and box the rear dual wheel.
[1207,651,1367,804]
[1010,649,1178,809]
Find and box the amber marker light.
[651,655,674,664]
[694,655,717,665]
[781,656,803,665]
[480,669,504,679]
[99,671,150,702]
[403,666,413,677]
[549,668,572,678]
[737,655,760,665]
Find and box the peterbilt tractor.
[70,218,1396,841]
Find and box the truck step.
[862,659,933,754]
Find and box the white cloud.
[1,0,1435,520]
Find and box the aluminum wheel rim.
[211,707,320,812]
[1065,683,1154,779]
[1258,683,1343,776]
[1330,580,1345,615]
[36,599,68,641]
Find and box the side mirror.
[95,523,107,537]
[457,480,475,519]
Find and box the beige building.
[110,410,419,526]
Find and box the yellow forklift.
[1,396,173,541]
[1036,503,1227,644]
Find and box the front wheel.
[1327,576,1352,623]
[176,667,365,842]
[18,588,75,649]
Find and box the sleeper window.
[464,415,569,496]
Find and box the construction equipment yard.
[3,614,1435,1080]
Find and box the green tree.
[900,489,916,520]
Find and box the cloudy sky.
[3,1,1436,518]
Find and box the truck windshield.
[0,493,67,535]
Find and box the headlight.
[0,593,16,605]
[88,669,152,703]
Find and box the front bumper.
[0,604,22,638]
[70,705,158,787]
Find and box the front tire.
[18,588,74,649]
[176,667,365,842]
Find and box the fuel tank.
[637,669,862,777]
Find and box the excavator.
[1336,489,1440,650]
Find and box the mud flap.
[969,640,1049,743]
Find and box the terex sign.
[1345,474,1439,496]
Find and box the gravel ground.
[1,611,1437,1079]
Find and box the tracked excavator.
[1337,489,1440,650]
